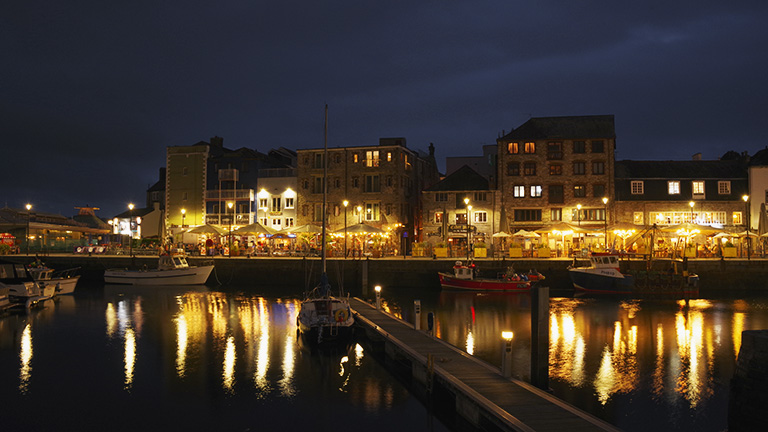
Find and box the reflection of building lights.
[223,335,236,392]
[124,327,136,389]
[466,331,474,355]
[355,343,364,367]
[255,299,270,391]
[339,356,349,376]
[106,303,117,337]
[732,312,745,360]
[176,314,188,378]
[19,323,33,394]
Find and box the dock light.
[501,331,514,378]
[743,195,750,260]
[128,203,134,257]
[375,285,382,310]
[602,198,609,248]
[25,203,32,255]
[181,208,186,227]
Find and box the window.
[549,164,562,175]
[592,161,605,175]
[334,154,341,164]
[573,141,586,153]
[182,167,188,176]
[302,179,309,190]
[474,212,487,223]
[353,154,359,163]
[271,218,281,229]
[365,174,380,192]
[573,161,585,175]
[513,186,525,198]
[259,198,268,209]
[313,204,323,222]
[594,184,606,198]
[313,177,324,194]
[365,150,380,167]
[514,209,542,221]
[692,181,705,198]
[733,212,743,225]
[633,212,643,224]
[365,203,380,221]
[404,154,411,170]
[285,218,294,227]
[547,142,562,160]
[523,162,536,176]
[549,185,564,204]
[530,185,542,198]
[386,176,393,187]
[271,197,281,212]
[260,217,268,225]
[473,192,487,202]
[434,211,443,223]
[524,142,535,153]
[631,181,644,195]
[551,208,562,222]
[352,177,359,188]
[387,152,392,162]
[435,192,448,202]
[285,198,294,209]
[385,204,392,215]
[508,142,519,154]
[182,192,188,200]
[592,140,605,153]
[507,162,520,176]
[718,181,731,195]
[574,185,586,197]
[313,153,324,168]
[668,181,681,195]
[456,213,467,224]
[580,208,606,221]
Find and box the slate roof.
[425,165,489,192]
[615,160,746,179]
[499,115,615,141]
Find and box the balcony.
[205,189,254,201]
[218,168,239,182]
[204,213,252,226]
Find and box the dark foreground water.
[0,284,451,432]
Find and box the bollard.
[501,331,514,378]
[427,312,434,335]
[414,300,421,330]
[374,285,381,310]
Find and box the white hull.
[104,265,214,285]
[297,297,354,344]
[39,276,80,295]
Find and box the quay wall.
[6,255,768,294]
[728,330,768,431]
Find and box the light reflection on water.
[397,290,768,431]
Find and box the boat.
[297,105,355,345]
[103,252,214,285]
[0,259,55,308]
[568,252,699,296]
[26,259,80,295]
[438,260,545,291]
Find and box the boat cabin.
[0,261,34,283]
[590,253,620,269]
[452,261,475,280]
[159,255,190,270]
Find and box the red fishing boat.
[438,261,544,291]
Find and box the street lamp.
[689,201,695,223]
[25,203,32,255]
[743,195,750,260]
[576,203,582,251]
[343,200,349,259]
[464,198,471,261]
[181,208,186,227]
[375,285,382,310]
[602,197,608,249]
[128,203,134,257]
[357,205,362,223]
[227,201,234,257]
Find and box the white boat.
[27,261,80,295]
[0,259,55,308]
[297,106,354,345]
[104,254,214,285]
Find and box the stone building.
[296,138,439,254]
[496,115,616,232]
[421,165,499,255]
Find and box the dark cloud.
[2,1,767,216]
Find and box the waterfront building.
[421,165,500,256]
[0,206,110,253]
[747,147,768,232]
[496,115,616,235]
[296,138,439,255]
[613,156,749,228]
[256,167,298,232]
[445,144,497,186]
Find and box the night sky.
[4,1,767,218]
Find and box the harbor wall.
[5,255,768,294]
[728,330,768,431]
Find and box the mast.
[321,104,328,275]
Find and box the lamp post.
[375,285,382,310]
[343,200,348,259]
[357,206,362,224]
[576,203,582,251]
[128,203,134,257]
[181,208,186,227]
[464,198,471,261]
[501,331,514,378]
[743,195,750,260]
[227,201,234,257]
[25,203,32,255]
[689,201,695,223]
[602,197,608,249]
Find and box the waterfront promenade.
[350,297,620,431]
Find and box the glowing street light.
[181,208,186,227]
[343,200,349,259]
[227,201,234,257]
[602,197,608,249]
[357,205,362,223]
[743,195,750,260]
[25,203,32,256]
[501,331,514,378]
[464,198,471,260]
[375,285,382,310]
[128,203,134,257]
[689,201,695,223]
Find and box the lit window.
[353,154,359,163]
[365,151,380,167]
[513,186,525,198]
[549,164,562,175]
[530,185,542,197]
[551,208,562,221]
[474,211,487,223]
[387,152,392,162]
[508,142,519,154]
[631,181,644,195]
[692,181,705,197]
[733,212,742,225]
[633,212,643,224]
[574,185,586,197]
[524,142,535,153]
[434,212,443,223]
[668,181,681,195]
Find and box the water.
[0,284,451,432]
[382,289,768,432]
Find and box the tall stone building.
[496,115,616,231]
[296,138,439,254]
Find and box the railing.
[205,189,254,200]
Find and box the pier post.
[501,331,513,378]
[362,258,369,295]
[414,300,421,330]
[530,285,549,390]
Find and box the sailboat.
[296,106,355,345]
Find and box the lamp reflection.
[223,335,236,392]
[124,327,136,389]
[549,299,586,386]
[19,323,32,394]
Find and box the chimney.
[210,136,224,147]
[429,142,435,156]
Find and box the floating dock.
[350,297,620,432]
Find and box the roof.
[615,160,746,179]
[425,165,489,192]
[500,115,615,141]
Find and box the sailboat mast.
[321,104,328,274]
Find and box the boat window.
[609,256,617,264]
[0,264,12,278]
[173,257,182,266]
[15,264,26,275]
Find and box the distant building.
[496,115,616,231]
[445,144,497,186]
[256,167,298,232]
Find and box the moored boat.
[0,259,55,308]
[438,260,545,291]
[104,253,214,285]
[27,259,80,295]
[568,252,699,296]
